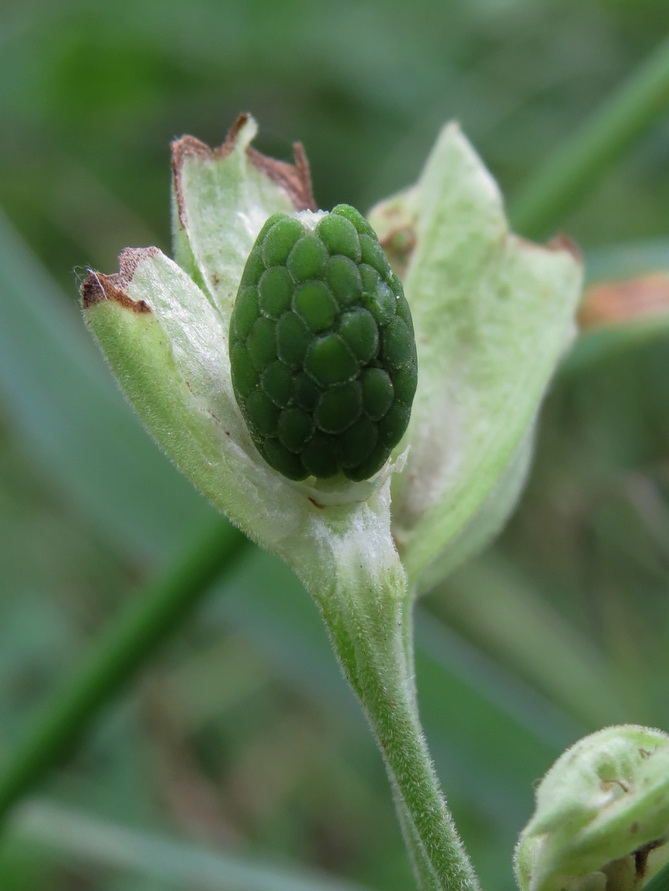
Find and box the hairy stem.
[0,518,246,826]
[321,583,479,891]
[510,36,669,238]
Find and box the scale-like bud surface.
[230,204,417,481]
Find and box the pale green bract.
[81,113,582,891]
[515,725,669,891]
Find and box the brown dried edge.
[514,231,583,262]
[81,247,160,312]
[546,233,582,261]
[378,225,417,281]
[171,112,316,229]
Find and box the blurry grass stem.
[0,518,246,827]
[511,36,669,239]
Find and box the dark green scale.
[230,204,417,482]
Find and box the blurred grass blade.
[11,799,375,891]
[0,517,246,825]
[433,556,628,729]
[510,36,669,238]
[414,612,581,834]
[561,317,669,378]
[585,238,669,283]
[0,206,213,563]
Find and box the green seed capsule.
[230,205,417,482]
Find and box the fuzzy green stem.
[510,36,669,238]
[395,800,444,891]
[364,659,477,891]
[0,518,246,826]
[320,584,479,891]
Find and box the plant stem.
[321,584,479,891]
[363,656,477,891]
[395,800,443,891]
[0,517,247,827]
[510,36,669,238]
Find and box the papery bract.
[368,123,582,589]
[515,725,669,891]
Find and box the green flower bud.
[229,205,417,481]
[515,725,669,891]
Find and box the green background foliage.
[1,1,669,889]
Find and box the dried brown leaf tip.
[171,112,315,230]
[579,272,669,329]
[81,247,158,312]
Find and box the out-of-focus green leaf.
[585,239,669,283]
[11,799,377,891]
[431,556,629,729]
[644,860,669,891]
[561,318,669,377]
[0,207,214,564]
